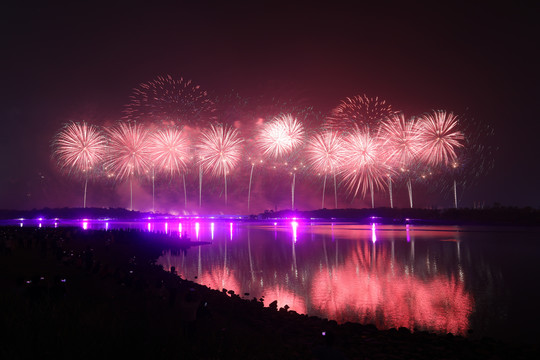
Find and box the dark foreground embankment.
[1,227,538,359]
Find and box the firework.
[326,95,396,132]
[149,126,190,177]
[148,126,191,210]
[198,123,244,205]
[52,121,107,207]
[341,127,393,207]
[52,121,107,176]
[257,114,305,160]
[105,122,152,210]
[123,74,217,127]
[306,131,346,208]
[417,110,464,167]
[105,122,152,180]
[379,113,422,168]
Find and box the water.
[5,218,540,344]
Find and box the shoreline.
[1,226,538,358]
[1,206,540,226]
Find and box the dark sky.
[1,1,538,211]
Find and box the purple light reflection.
[82,221,88,230]
[371,223,377,243]
[291,221,299,243]
[195,222,200,240]
[406,224,410,242]
[230,222,233,241]
[211,222,215,240]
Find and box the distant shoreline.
[0,206,539,226]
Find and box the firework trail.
[105,121,152,210]
[198,123,244,205]
[123,74,217,127]
[148,126,191,211]
[257,114,305,209]
[443,118,495,208]
[379,113,423,208]
[52,121,107,208]
[326,95,397,133]
[341,126,394,208]
[306,131,346,208]
[418,110,464,167]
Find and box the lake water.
[5,218,540,344]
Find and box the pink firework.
[326,94,396,132]
[52,121,107,176]
[257,114,305,159]
[417,110,464,166]
[379,113,422,169]
[342,127,393,198]
[105,121,152,180]
[123,74,216,127]
[198,124,244,177]
[148,126,191,177]
[306,131,346,174]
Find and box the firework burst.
[379,113,422,169]
[306,130,346,208]
[104,121,152,181]
[198,123,244,205]
[123,74,217,127]
[341,127,393,202]
[306,130,346,174]
[52,121,107,176]
[257,114,305,160]
[149,126,190,177]
[418,110,464,167]
[198,124,244,177]
[52,121,107,208]
[326,94,396,132]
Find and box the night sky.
[1,2,538,211]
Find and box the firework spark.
[418,110,464,167]
[326,94,396,132]
[306,131,346,174]
[52,121,107,176]
[104,121,152,181]
[306,130,346,208]
[123,74,217,127]
[198,123,244,205]
[379,113,422,168]
[52,121,107,208]
[149,126,190,177]
[341,127,393,202]
[257,114,305,159]
[198,124,244,177]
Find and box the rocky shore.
[1,226,537,359]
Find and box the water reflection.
[2,218,537,342]
[158,222,474,336]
